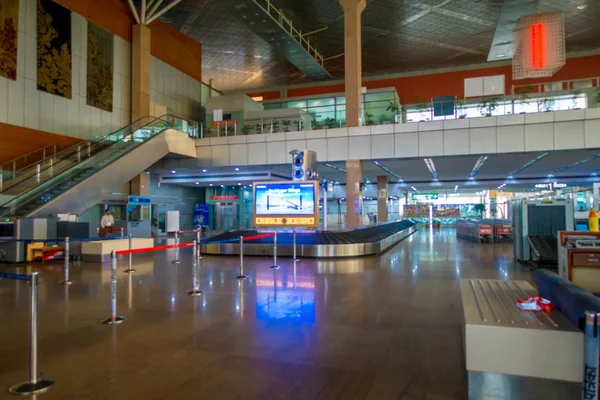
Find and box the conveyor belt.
[202,220,417,258]
[528,235,558,266]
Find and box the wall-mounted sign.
[535,182,567,189]
[253,181,320,228]
[211,195,238,201]
[211,120,237,126]
[128,196,151,205]
[412,193,439,201]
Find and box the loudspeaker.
[290,149,318,181]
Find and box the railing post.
[8,272,56,395]
[187,240,202,296]
[12,160,16,180]
[583,311,599,400]
[172,232,180,264]
[270,232,280,269]
[236,236,248,279]
[291,228,299,261]
[59,237,72,285]
[101,251,125,324]
[124,234,136,273]
[196,229,202,259]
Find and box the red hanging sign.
[211,195,238,201]
[530,22,546,70]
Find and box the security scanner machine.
[0,218,59,263]
[512,199,574,266]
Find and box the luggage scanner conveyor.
[201,220,417,258]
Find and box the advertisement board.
[253,181,320,228]
[193,204,210,228]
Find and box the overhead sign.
[535,182,567,189]
[253,181,320,228]
[128,196,151,205]
[412,193,438,201]
[211,195,238,201]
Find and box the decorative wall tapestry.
[37,0,71,98]
[87,23,113,111]
[0,0,19,80]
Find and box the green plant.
[364,112,375,125]
[595,87,600,108]
[473,203,486,217]
[323,117,336,128]
[571,90,583,109]
[455,100,467,118]
[271,120,280,132]
[255,122,262,134]
[514,85,534,106]
[480,97,499,116]
[538,97,555,112]
[386,101,401,122]
[282,119,291,131]
[242,126,251,135]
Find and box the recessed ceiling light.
[237,183,241,185]
[577,4,587,10]
[171,170,176,174]
[195,182,199,185]
[209,184,213,186]
[202,169,207,172]
[220,185,224,187]
[234,167,240,171]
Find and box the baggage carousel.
[201,220,417,258]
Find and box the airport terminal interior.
[2,0,600,399]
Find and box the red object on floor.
[517,294,554,313]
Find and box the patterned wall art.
[37,0,71,98]
[87,23,113,111]
[0,0,19,80]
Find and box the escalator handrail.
[0,117,175,215]
[0,116,165,194]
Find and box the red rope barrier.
[243,233,275,241]
[116,242,193,255]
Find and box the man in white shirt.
[101,209,115,228]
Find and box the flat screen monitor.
[253,181,319,228]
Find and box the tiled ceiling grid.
[149,0,600,91]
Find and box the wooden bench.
[460,278,582,400]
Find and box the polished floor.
[0,229,530,399]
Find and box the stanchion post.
[583,310,599,400]
[59,237,72,285]
[187,240,202,296]
[236,236,248,279]
[124,234,136,273]
[196,229,202,259]
[9,272,56,395]
[101,251,125,324]
[270,232,280,269]
[172,234,180,264]
[120,227,124,237]
[291,229,299,261]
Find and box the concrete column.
[132,24,151,121]
[346,160,363,228]
[377,176,388,223]
[339,0,366,128]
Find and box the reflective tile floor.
[0,229,530,399]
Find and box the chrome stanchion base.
[172,260,181,265]
[186,289,203,296]
[9,378,55,395]
[59,280,73,285]
[290,258,299,261]
[270,265,280,269]
[236,274,248,280]
[123,268,137,273]
[100,316,126,325]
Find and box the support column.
[132,24,151,122]
[339,0,366,128]
[346,160,363,228]
[130,24,152,197]
[593,183,600,210]
[377,176,388,223]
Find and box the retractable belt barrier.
[0,236,128,244]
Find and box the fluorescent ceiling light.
[423,158,438,179]
[470,156,488,177]
[372,160,403,181]
[509,152,550,176]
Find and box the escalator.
[0,115,196,218]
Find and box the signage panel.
[412,193,439,201]
[253,181,320,228]
[211,195,239,201]
[193,204,209,228]
[128,196,151,205]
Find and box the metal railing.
[0,144,58,188]
[253,0,325,66]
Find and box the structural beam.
[131,24,151,121]
[339,0,366,127]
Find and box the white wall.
[0,0,201,140]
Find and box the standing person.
[101,209,115,229]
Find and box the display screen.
[253,181,319,227]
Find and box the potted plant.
[386,101,401,123]
[364,112,375,126]
[255,122,262,134]
[262,121,271,133]
[538,97,555,112]
[323,117,336,129]
[479,97,499,117]
[272,120,280,133]
[456,100,467,119]
[282,119,291,132]
[571,90,583,110]
[312,119,321,130]
[514,85,533,114]
[242,126,251,135]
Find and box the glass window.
[263,103,281,110]
[287,100,307,109]
[336,96,345,105]
[364,92,394,102]
[308,98,335,107]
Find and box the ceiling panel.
[517,150,599,177]
[148,0,600,91]
[475,153,539,179]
